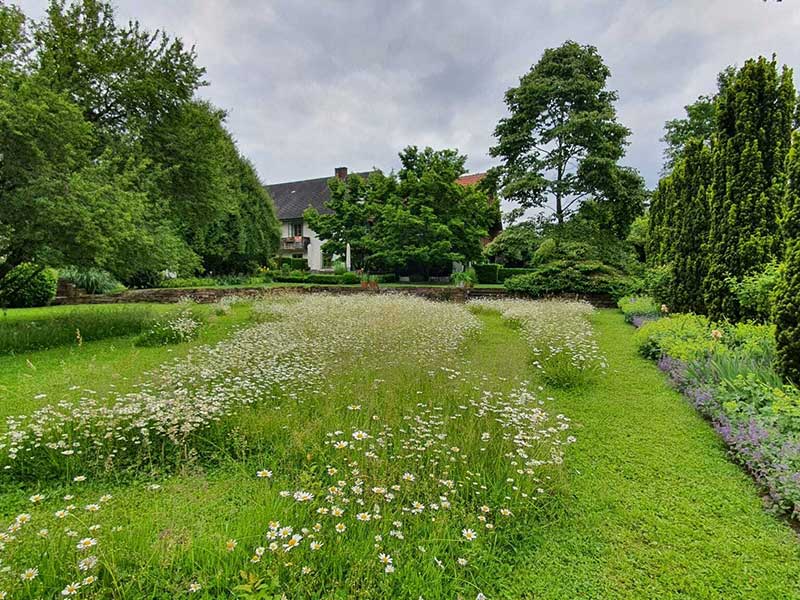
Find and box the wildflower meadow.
[0,294,590,599]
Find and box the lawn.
[0,298,796,598]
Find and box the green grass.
[506,310,800,599]
[0,303,253,421]
[0,306,797,598]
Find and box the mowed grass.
[0,305,797,598]
[507,310,800,599]
[0,303,253,421]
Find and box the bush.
[340,272,359,284]
[498,267,536,282]
[0,263,58,308]
[159,277,217,288]
[125,270,162,289]
[373,273,398,284]
[451,268,477,288]
[214,273,253,286]
[59,266,124,295]
[644,265,673,306]
[0,306,161,354]
[133,308,204,347]
[306,274,341,284]
[618,296,660,324]
[503,261,634,299]
[332,261,348,275]
[634,313,715,361]
[473,264,500,284]
[728,262,781,323]
[279,257,309,271]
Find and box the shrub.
[340,272,359,284]
[59,266,124,295]
[214,273,253,286]
[498,267,537,282]
[159,277,217,288]
[0,306,162,354]
[644,264,673,306]
[133,308,204,347]
[728,262,781,323]
[634,313,715,361]
[332,261,348,275]
[473,263,501,284]
[531,238,557,264]
[618,296,660,324]
[373,273,398,284]
[279,257,309,271]
[124,270,162,289]
[0,263,58,308]
[451,268,477,288]
[306,274,341,284]
[504,261,633,299]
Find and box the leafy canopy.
[305,147,497,275]
[489,40,633,226]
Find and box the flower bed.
[631,309,800,520]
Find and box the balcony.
[281,236,310,251]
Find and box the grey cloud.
[18,0,800,189]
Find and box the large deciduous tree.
[703,57,795,321]
[305,147,496,275]
[489,41,631,226]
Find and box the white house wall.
[304,222,323,271]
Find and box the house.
[266,167,498,272]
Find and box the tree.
[661,95,716,172]
[306,147,495,275]
[704,56,795,321]
[142,100,279,273]
[775,133,800,383]
[34,0,205,136]
[666,139,713,313]
[489,41,631,226]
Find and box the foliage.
[58,266,123,295]
[727,262,781,324]
[776,133,800,383]
[133,307,203,347]
[451,267,477,288]
[279,257,309,271]
[661,94,717,171]
[0,263,57,308]
[617,296,660,324]
[504,262,634,299]
[159,277,216,288]
[332,261,347,275]
[634,313,716,361]
[488,40,640,228]
[704,57,795,321]
[307,147,494,276]
[0,305,161,354]
[0,2,278,290]
[339,271,359,284]
[484,221,540,266]
[643,264,673,306]
[473,263,501,284]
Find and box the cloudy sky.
[19,0,800,189]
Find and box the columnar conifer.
[703,57,795,321]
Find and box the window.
[291,222,303,237]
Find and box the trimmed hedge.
[279,257,310,271]
[0,263,58,308]
[474,264,501,284]
[503,260,635,299]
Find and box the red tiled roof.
[456,173,486,186]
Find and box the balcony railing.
[281,236,310,251]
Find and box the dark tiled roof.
[266,173,370,221]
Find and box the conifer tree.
[669,140,713,313]
[704,57,795,321]
[775,134,800,383]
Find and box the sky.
[18,0,800,189]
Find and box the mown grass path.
[509,309,800,599]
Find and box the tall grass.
[0,306,162,355]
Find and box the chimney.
[335,166,348,180]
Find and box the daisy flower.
[462,528,477,541]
